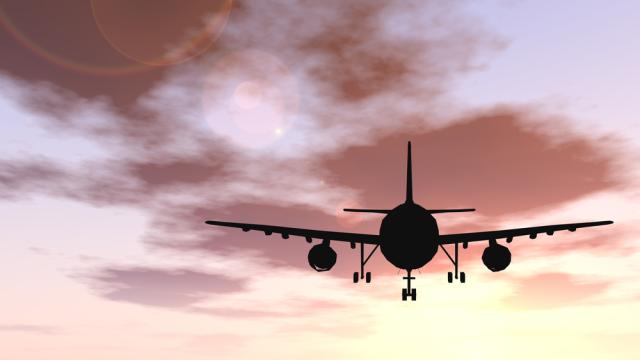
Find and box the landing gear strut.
[440,241,466,283]
[353,242,378,284]
[402,270,417,301]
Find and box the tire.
[365,272,372,283]
[353,272,359,283]
[447,272,453,283]
[411,289,417,301]
[460,272,466,283]
[402,289,408,301]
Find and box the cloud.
[0,0,164,105]
[0,158,67,200]
[0,0,498,211]
[322,110,620,216]
[87,267,245,308]
[0,324,57,335]
[4,0,496,157]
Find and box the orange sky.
[1,0,639,358]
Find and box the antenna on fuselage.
[406,141,413,204]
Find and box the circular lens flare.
[0,4,147,75]
[0,1,232,75]
[203,50,299,149]
[90,0,233,66]
[233,81,266,109]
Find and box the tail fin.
[406,141,413,203]
[343,142,476,215]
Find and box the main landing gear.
[440,241,466,284]
[402,270,417,301]
[352,241,378,284]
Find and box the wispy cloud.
[0,324,57,335]
[86,267,246,308]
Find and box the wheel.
[460,272,466,283]
[365,272,372,283]
[447,272,453,283]
[353,272,359,283]
[411,288,417,301]
[402,289,408,301]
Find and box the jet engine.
[308,244,337,272]
[482,244,511,272]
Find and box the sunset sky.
[1,0,639,358]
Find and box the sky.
[1,0,639,358]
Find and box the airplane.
[205,142,613,301]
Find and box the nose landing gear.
[402,270,417,301]
[447,271,465,283]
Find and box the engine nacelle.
[308,244,337,272]
[482,244,511,272]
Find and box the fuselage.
[379,202,439,270]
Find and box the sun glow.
[203,50,299,149]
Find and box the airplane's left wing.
[205,220,380,245]
[439,220,613,245]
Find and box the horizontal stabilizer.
[428,208,475,214]
[343,208,475,214]
[343,208,391,214]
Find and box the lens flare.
[0,3,146,75]
[91,0,233,66]
[203,50,299,149]
[0,1,232,75]
[233,81,266,110]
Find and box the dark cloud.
[0,158,67,200]
[0,0,164,106]
[88,267,245,308]
[223,0,492,105]
[129,159,224,187]
[323,111,618,216]
[0,158,144,205]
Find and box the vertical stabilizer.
[406,141,413,203]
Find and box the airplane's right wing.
[205,220,380,245]
[438,220,613,245]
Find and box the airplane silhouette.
[206,142,613,301]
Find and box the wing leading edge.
[439,220,613,245]
[205,220,380,245]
